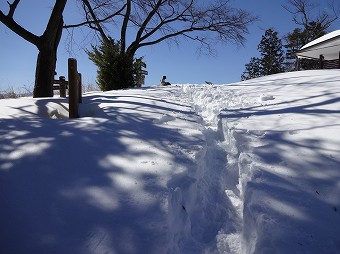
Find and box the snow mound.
[260,94,275,101]
[153,114,176,124]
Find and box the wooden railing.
[53,76,68,97]
[323,59,340,69]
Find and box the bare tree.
[0,0,67,97]
[283,0,338,36]
[75,0,257,57]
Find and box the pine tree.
[284,21,327,70]
[241,29,284,80]
[283,28,302,71]
[86,37,135,91]
[133,57,147,87]
[241,57,262,80]
[258,29,285,75]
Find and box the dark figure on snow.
[161,76,171,86]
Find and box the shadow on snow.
[0,91,210,254]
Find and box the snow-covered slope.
[178,70,340,253]
[0,70,339,253]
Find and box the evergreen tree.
[304,21,327,42]
[133,57,147,87]
[241,29,284,80]
[284,21,327,70]
[258,29,285,75]
[284,28,306,71]
[86,37,135,91]
[241,57,262,80]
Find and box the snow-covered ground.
[1,70,340,254]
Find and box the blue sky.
[1,0,339,91]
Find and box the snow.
[1,69,340,253]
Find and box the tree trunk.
[33,46,57,97]
[33,14,64,98]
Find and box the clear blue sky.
[1,0,339,91]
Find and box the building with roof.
[296,29,340,69]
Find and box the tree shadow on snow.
[0,91,207,254]
[218,82,340,252]
[240,130,340,253]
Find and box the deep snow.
[0,70,340,253]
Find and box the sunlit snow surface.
[1,70,340,253]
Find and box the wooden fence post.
[319,54,324,69]
[59,76,67,98]
[296,58,301,71]
[68,58,79,118]
[78,73,82,104]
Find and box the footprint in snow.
[153,114,176,124]
[260,94,275,101]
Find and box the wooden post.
[78,73,82,104]
[68,58,79,118]
[296,58,301,71]
[59,76,67,98]
[319,54,324,69]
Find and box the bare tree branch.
[7,0,20,18]
[81,0,257,57]
[283,0,338,30]
[125,0,257,55]
[63,1,126,29]
[79,0,110,42]
[0,0,40,46]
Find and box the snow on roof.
[296,29,340,60]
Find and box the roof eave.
[296,32,340,59]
